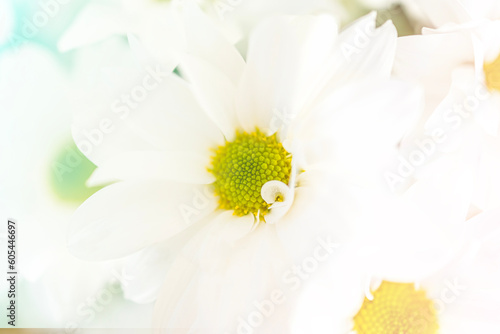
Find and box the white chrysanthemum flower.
[58,0,345,60]
[292,208,500,334]
[389,14,500,212]
[288,170,476,333]
[0,42,153,328]
[0,44,107,325]
[68,12,421,331]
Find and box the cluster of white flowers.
[2,0,500,332]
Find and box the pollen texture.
[484,53,500,92]
[353,281,438,334]
[208,129,292,217]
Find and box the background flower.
[0,15,152,328]
[291,208,500,333]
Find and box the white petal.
[394,31,473,119]
[263,163,297,224]
[122,222,203,304]
[153,222,290,332]
[127,33,161,69]
[425,66,498,138]
[276,168,354,262]
[292,251,366,334]
[86,150,214,187]
[462,0,500,21]
[151,253,199,331]
[181,0,245,85]
[412,0,471,26]
[180,211,256,270]
[0,45,73,207]
[294,79,422,187]
[203,211,256,246]
[423,228,500,331]
[261,180,290,204]
[466,207,500,240]
[168,212,257,273]
[122,243,172,305]
[354,181,471,281]
[72,71,225,166]
[180,54,239,140]
[68,180,217,260]
[439,317,500,334]
[60,2,183,70]
[236,15,339,133]
[58,2,125,52]
[130,6,186,69]
[325,12,397,87]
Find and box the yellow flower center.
[484,53,500,92]
[353,281,438,334]
[208,129,292,217]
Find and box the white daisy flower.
[0,44,108,325]
[0,41,153,328]
[68,12,420,332]
[388,14,500,212]
[291,208,500,334]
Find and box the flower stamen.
[484,53,500,92]
[208,129,292,217]
[353,281,438,334]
